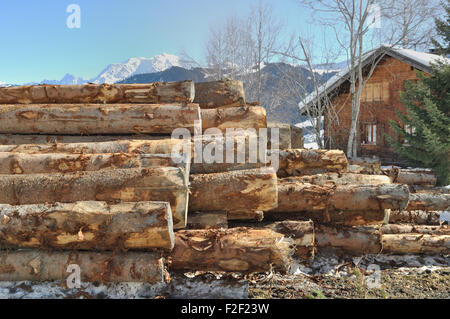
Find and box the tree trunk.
[188,168,278,212]
[271,181,409,212]
[315,225,382,255]
[0,134,171,145]
[387,167,437,186]
[348,157,381,174]
[406,193,450,211]
[0,104,201,134]
[0,139,190,156]
[0,167,189,229]
[274,149,348,178]
[187,212,228,230]
[170,228,294,273]
[190,134,265,174]
[266,221,315,259]
[0,201,175,250]
[227,211,264,221]
[0,152,189,176]
[381,224,450,235]
[0,250,166,283]
[285,173,391,186]
[201,106,266,133]
[382,234,450,255]
[389,210,441,225]
[0,81,195,104]
[194,80,245,108]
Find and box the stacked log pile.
[0,79,448,291]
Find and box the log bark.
[387,167,437,186]
[348,157,381,174]
[170,228,294,273]
[227,211,264,221]
[267,122,291,150]
[315,225,382,254]
[0,250,166,283]
[389,210,441,225]
[290,126,304,149]
[194,80,245,108]
[0,134,170,145]
[406,193,450,211]
[187,212,228,230]
[285,173,391,186]
[0,152,189,176]
[201,106,266,132]
[0,104,201,134]
[188,168,278,212]
[271,181,410,213]
[0,81,195,104]
[0,167,189,229]
[266,221,315,259]
[273,149,348,178]
[382,234,450,255]
[0,201,175,250]
[190,134,265,174]
[0,139,190,156]
[381,224,450,235]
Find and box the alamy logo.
[66,4,81,29]
[66,264,81,288]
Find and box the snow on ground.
[295,117,324,150]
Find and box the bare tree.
[205,25,227,80]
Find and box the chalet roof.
[299,45,450,112]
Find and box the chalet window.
[403,125,416,144]
[362,123,377,145]
[361,83,384,102]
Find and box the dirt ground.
[249,252,450,299]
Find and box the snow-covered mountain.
[91,53,190,84]
[11,53,190,86]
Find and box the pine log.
[285,173,391,186]
[194,80,245,108]
[266,221,315,259]
[273,149,348,177]
[0,152,189,176]
[406,193,450,211]
[190,134,266,174]
[201,106,266,132]
[387,167,437,186]
[0,201,174,250]
[382,234,450,255]
[410,186,450,194]
[265,210,387,226]
[0,139,190,156]
[0,81,194,104]
[0,167,189,229]
[389,210,441,225]
[271,181,410,213]
[227,211,264,221]
[187,212,228,230]
[348,157,381,174]
[291,126,304,149]
[0,134,170,145]
[315,225,382,254]
[170,228,294,272]
[0,104,201,134]
[267,122,291,150]
[329,184,410,212]
[0,250,165,283]
[188,168,278,212]
[381,224,450,235]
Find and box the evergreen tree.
[432,0,450,56]
[387,62,450,186]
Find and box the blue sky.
[0,0,312,84]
